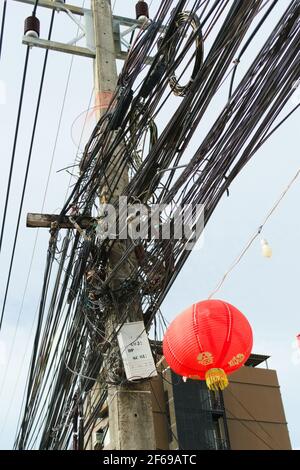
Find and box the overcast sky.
[0,0,299,450]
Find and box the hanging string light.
[261,238,272,258]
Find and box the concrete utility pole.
[92,0,118,121]
[90,0,156,451]
[16,0,156,450]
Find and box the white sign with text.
[117,321,157,381]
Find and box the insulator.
[136,1,149,21]
[24,15,40,38]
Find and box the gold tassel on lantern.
[205,368,229,391]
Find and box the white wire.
[208,165,300,299]
[154,165,300,371]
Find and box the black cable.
[225,406,274,450]
[0,0,7,62]
[226,388,282,450]
[228,0,279,99]
[0,10,56,331]
[149,379,182,449]
[167,11,204,97]
[13,0,300,449]
[17,248,55,449]
[0,47,30,257]
[32,0,40,17]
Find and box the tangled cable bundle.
[13,0,300,450]
[167,11,204,96]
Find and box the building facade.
[152,353,291,450]
[85,353,291,450]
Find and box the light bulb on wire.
[261,238,272,258]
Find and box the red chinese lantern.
[163,299,253,391]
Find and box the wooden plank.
[27,213,96,229]
[22,36,96,59]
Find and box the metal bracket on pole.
[118,19,147,50]
[22,36,96,59]
[13,0,154,61]
[12,0,85,16]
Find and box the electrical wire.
[12,0,300,449]
[3,0,86,426]
[208,163,300,299]
[0,0,7,62]
[149,379,182,449]
[228,0,279,99]
[152,358,279,450]
[32,0,40,17]
[0,10,56,331]
[12,0,89,446]
[0,47,30,259]
[0,59,87,447]
[226,388,283,450]
[225,406,275,450]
